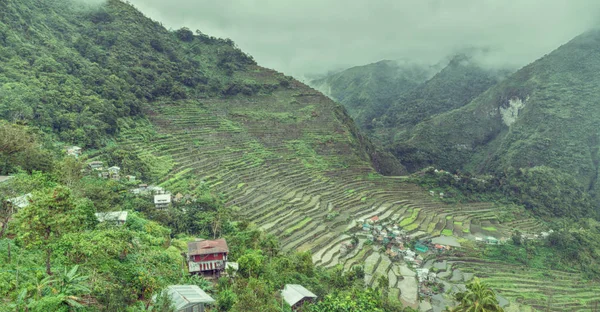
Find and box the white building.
[154,194,172,209]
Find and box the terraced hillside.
[112,63,600,311]
[438,257,600,311]
[120,71,541,249]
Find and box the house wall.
[192,253,226,262]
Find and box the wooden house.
[281,284,317,311]
[187,239,229,278]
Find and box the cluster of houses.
[87,161,132,181]
[357,215,428,264]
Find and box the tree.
[15,186,91,275]
[450,277,504,312]
[0,123,51,174]
[53,157,83,188]
[309,288,385,312]
[237,249,265,278]
[216,288,237,312]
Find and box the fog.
[126,0,600,77]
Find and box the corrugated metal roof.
[95,211,128,223]
[282,284,317,307]
[187,238,229,256]
[165,285,215,310]
[0,176,14,184]
[8,193,32,208]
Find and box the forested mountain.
[310,56,509,148]
[396,29,600,218]
[0,0,402,175]
[310,60,437,130]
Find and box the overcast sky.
[126,0,600,78]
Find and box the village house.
[415,243,429,253]
[187,238,229,278]
[66,146,82,157]
[131,184,167,196]
[368,215,379,224]
[161,285,215,312]
[281,284,317,311]
[154,194,172,209]
[485,236,499,245]
[88,161,103,170]
[95,211,128,226]
[107,166,121,180]
[125,175,136,182]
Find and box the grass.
[399,208,420,227]
[453,221,463,226]
[441,229,454,236]
[482,226,498,232]
[284,217,313,236]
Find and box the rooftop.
[282,284,317,307]
[8,193,32,208]
[154,194,171,204]
[95,211,128,223]
[164,285,215,310]
[0,176,14,184]
[188,239,229,256]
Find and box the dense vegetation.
[398,30,600,213]
[0,0,264,148]
[310,60,436,133]
[2,0,600,310]
[0,126,415,311]
[310,56,508,152]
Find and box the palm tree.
[450,277,504,312]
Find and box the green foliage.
[15,185,94,275]
[0,0,262,148]
[308,288,385,312]
[395,30,600,220]
[0,122,54,174]
[450,277,504,312]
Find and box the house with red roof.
[187,238,229,278]
[368,215,379,224]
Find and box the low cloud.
[126,0,600,77]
